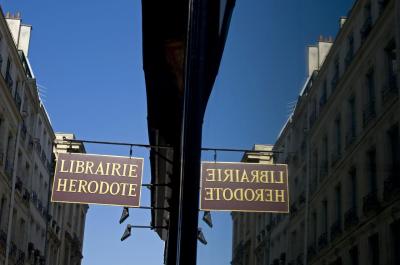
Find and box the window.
[363,69,376,127]
[391,221,400,265]
[5,57,13,90]
[334,115,342,157]
[345,33,354,68]
[335,184,342,224]
[368,233,379,265]
[349,96,356,136]
[312,211,317,245]
[0,196,5,228]
[322,199,328,234]
[320,80,328,108]
[361,2,372,41]
[367,147,377,192]
[383,40,398,101]
[387,124,399,177]
[349,245,359,265]
[331,58,340,90]
[349,168,357,208]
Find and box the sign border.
[199,161,290,213]
[50,152,144,208]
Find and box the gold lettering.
[260,171,273,183]
[241,170,249,182]
[120,182,129,195]
[105,162,111,175]
[214,188,222,200]
[56,178,68,192]
[204,188,214,200]
[110,182,120,195]
[264,189,273,201]
[60,160,69,173]
[128,164,138,178]
[94,163,104,175]
[205,169,216,181]
[244,189,255,201]
[68,179,77,192]
[274,171,284,184]
[233,188,244,201]
[222,188,233,201]
[99,181,109,195]
[111,163,122,176]
[254,189,263,201]
[78,180,88,193]
[75,160,85,174]
[85,161,94,175]
[127,184,137,197]
[223,169,234,182]
[122,163,128,177]
[69,160,75,172]
[250,170,259,183]
[88,181,99,193]
[275,190,285,202]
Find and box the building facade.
[232,0,400,264]
[47,133,88,265]
[0,10,88,265]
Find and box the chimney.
[5,13,32,56]
[317,36,333,68]
[339,17,347,28]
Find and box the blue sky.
[1,0,353,264]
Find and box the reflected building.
[0,9,88,265]
[232,0,399,264]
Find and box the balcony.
[384,174,400,201]
[362,101,376,128]
[307,244,316,260]
[381,76,398,103]
[363,190,380,215]
[344,207,359,228]
[330,220,342,241]
[360,17,372,41]
[318,232,328,251]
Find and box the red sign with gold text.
[51,153,143,207]
[200,162,289,212]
